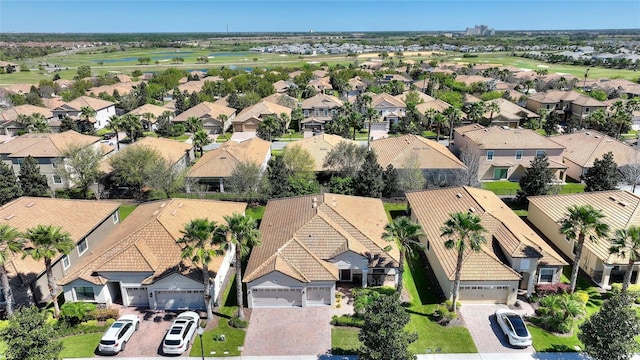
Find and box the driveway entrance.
[243,307,331,356]
[459,303,535,353]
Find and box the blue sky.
[1,1,638,33]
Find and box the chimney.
[312,197,318,208]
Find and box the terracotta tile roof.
[371,134,466,170]
[455,75,494,86]
[1,196,120,281]
[87,82,140,97]
[529,190,640,264]
[43,97,65,110]
[483,98,539,121]
[301,94,343,110]
[406,186,566,282]
[244,194,399,283]
[456,124,565,150]
[178,80,207,94]
[127,103,172,119]
[4,83,32,95]
[232,101,292,124]
[60,96,115,111]
[59,198,247,286]
[527,90,582,104]
[273,80,290,93]
[550,130,640,168]
[571,95,607,107]
[172,101,236,122]
[286,134,358,172]
[0,104,53,122]
[262,93,298,108]
[187,138,271,178]
[0,130,100,158]
[395,91,436,104]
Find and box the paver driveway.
[459,303,535,354]
[243,307,331,356]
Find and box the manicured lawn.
[383,202,407,221]
[170,134,191,141]
[118,204,137,221]
[189,277,246,357]
[481,181,585,196]
[59,333,102,358]
[216,133,232,143]
[404,255,477,353]
[246,205,265,222]
[331,327,361,355]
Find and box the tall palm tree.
[382,217,425,293]
[120,113,142,142]
[560,205,610,293]
[79,106,96,133]
[440,212,487,313]
[30,113,49,133]
[192,129,211,157]
[0,224,22,315]
[217,114,229,134]
[185,116,202,133]
[432,112,447,141]
[260,115,279,142]
[141,112,156,131]
[22,225,73,318]
[106,115,123,150]
[609,226,640,292]
[222,213,261,320]
[443,106,462,141]
[177,218,225,321]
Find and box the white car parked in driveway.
[98,314,140,354]
[495,309,532,347]
[162,311,200,355]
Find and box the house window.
[77,239,88,256]
[304,110,309,117]
[323,109,328,116]
[493,168,508,180]
[339,269,352,282]
[572,241,579,255]
[546,105,551,109]
[52,175,62,184]
[62,255,70,269]
[585,107,590,113]
[314,109,319,116]
[74,286,95,301]
[112,212,119,224]
[538,268,555,283]
[535,150,546,157]
[515,150,523,160]
[486,150,494,161]
[51,159,58,168]
[16,158,24,166]
[58,114,63,120]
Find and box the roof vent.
[609,196,617,201]
[456,193,463,198]
[469,207,475,213]
[585,132,591,135]
[4,214,15,220]
[160,202,166,208]
[171,210,177,216]
[152,210,159,216]
[26,202,35,208]
[312,197,318,208]
[178,202,183,208]
[618,201,627,207]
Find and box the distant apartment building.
[465,25,495,36]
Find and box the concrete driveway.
[230,131,256,142]
[243,307,331,356]
[459,303,535,353]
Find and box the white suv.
[98,314,140,354]
[162,311,200,355]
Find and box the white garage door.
[458,285,509,304]
[369,122,388,131]
[251,288,302,307]
[155,290,205,310]
[126,287,149,307]
[307,287,331,306]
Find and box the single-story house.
[232,101,292,133]
[528,190,640,289]
[99,136,193,174]
[59,198,246,310]
[285,134,359,172]
[244,193,400,308]
[126,103,173,131]
[172,101,236,134]
[0,104,54,136]
[407,186,567,305]
[1,197,121,308]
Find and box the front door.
[339,269,352,282]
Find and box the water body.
[208,52,250,57]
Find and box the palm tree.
[177,218,226,321]
[560,205,610,293]
[217,114,229,134]
[0,224,22,315]
[22,225,73,318]
[486,102,501,124]
[432,112,447,141]
[30,113,49,133]
[260,115,279,142]
[382,217,425,293]
[443,106,462,141]
[141,112,156,131]
[222,213,261,320]
[185,116,202,133]
[440,212,487,313]
[609,227,640,292]
[79,106,96,133]
[192,129,211,157]
[121,113,142,142]
[106,115,122,150]
[466,101,486,124]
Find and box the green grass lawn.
[245,205,265,222]
[383,202,407,221]
[169,134,191,142]
[118,204,137,221]
[189,277,246,357]
[404,255,477,353]
[331,327,361,355]
[59,333,102,358]
[481,181,585,196]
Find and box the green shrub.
[574,290,590,305]
[532,293,585,334]
[88,308,120,321]
[0,319,9,332]
[228,316,248,329]
[433,302,458,325]
[444,299,461,311]
[60,302,97,326]
[611,283,640,297]
[105,318,116,326]
[331,315,365,328]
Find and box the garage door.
[244,123,258,131]
[307,287,331,306]
[458,285,509,304]
[251,288,302,307]
[155,290,205,310]
[369,122,388,131]
[126,287,149,307]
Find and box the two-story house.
[52,96,116,130]
[369,93,406,131]
[482,98,539,128]
[452,124,567,182]
[300,93,343,132]
[1,197,120,308]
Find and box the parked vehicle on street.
[162,311,200,355]
[98,314,140,354]
[495,309,532,347]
